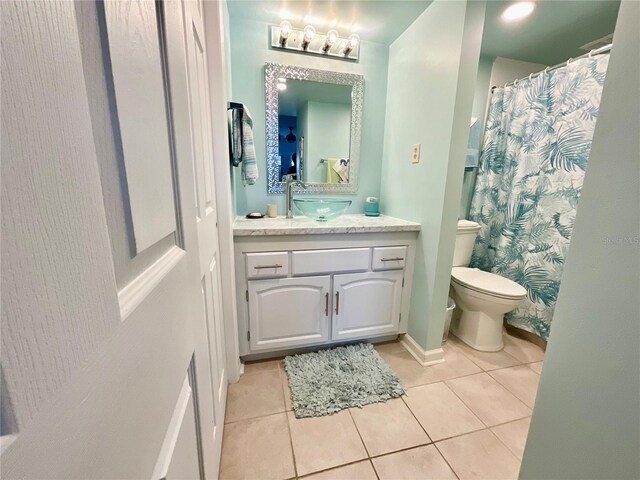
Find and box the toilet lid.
[451,267,527,299]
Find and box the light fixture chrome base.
[270,25,360,62]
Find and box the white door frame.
[203,0,241,383]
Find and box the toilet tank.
[453,220,481,267]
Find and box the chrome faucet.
[283,174,307,219]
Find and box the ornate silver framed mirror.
[265,62,364,194]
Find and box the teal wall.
[458,54,494,219]
[228,17,389,215]
[380,0,486,351]
[520,1,640,477]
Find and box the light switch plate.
[412,144,421,164]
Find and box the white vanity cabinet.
[233,215,421,359]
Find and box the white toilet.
[450,220,527,351]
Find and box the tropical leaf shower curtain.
[469,54,609,340]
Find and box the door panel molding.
[152,373,195,480]
[118,246,185,321]
[102,0,178,253]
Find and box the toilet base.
[451,309,504,352]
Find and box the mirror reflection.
[277,79,352,184]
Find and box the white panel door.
[332,271,404,341]
[248,277,331,351]
[0,1,225,477]
[182,0,227,469]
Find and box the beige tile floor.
[220,331,544,480]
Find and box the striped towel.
[241,106,258,185]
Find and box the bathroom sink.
[293,198,352,221]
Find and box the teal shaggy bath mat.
[283,343,405,418]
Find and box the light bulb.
[323,29,339,53]
[277,82,287,91]
[303,25,316,42]
[343,33,360,56]
[326,29,339,45]
[278,77,287,83]
[279,20,292,37]
[501,2,535,22]
[301,25,316,50]
[278,20,292,47]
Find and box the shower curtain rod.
[491,43,613,93]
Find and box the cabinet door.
[248,276,331,351]
[332,271,404,341]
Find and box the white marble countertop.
[233,214,421,236]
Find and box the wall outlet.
[412,144,421,164]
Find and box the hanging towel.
[241,106,258,185]
[230,109,242,167]
[332,158,350,183]
[326,159,341,184]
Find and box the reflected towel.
[241,106,258,185]
[326,159,341,184]
[332,158,350,183]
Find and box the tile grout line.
[399,394,434,444]
[432,439,461,480]
[347,408,372,458]
[444,372,532,429]
[369,458,381,480]
[368,441,433,460]
[400,387,494,445]
[296,458,377,479]
[442,374,493,430]
[447,335,525,371]
[432,377,531,462]
[486,369,539,409]
[280,368,299,479]
[487,370,540,406]
[223,406,287,426]
[485,427,522,462]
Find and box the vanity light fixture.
[276,82,287,91]
[301,25,316,50]
[270,24,360,61]
[501,2,535,22]
[343,33,360,57]
[278,20,292,47]
[323,29,339,53]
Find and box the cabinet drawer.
[292,248,370,276]
[372,246,407,270]
[246,252,289,279]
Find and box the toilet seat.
[451,267,527,300]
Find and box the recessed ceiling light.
[501,2,535,22]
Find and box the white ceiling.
[226,0,432,45]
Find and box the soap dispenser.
[364,197,380,217]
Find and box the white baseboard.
[399,334,445,366]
